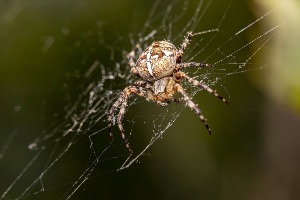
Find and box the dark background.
[1,0,300,199]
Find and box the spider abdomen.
[135,41,177,82]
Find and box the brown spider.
[108,32,229,153]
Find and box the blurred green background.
[1,0,300,199]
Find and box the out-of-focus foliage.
[251,0,300,112]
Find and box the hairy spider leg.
[178,32,193,56]
[108,82,151,153]
[178,72,229,105]
[178,62,212,68]
[127,44,142,77]
[175,83,212,134]
[127,47,137,68]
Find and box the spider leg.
[116,94,132,153]
[178,72,229,105]
[176,32,193,63]
[178,62,212,69]
[108,100,121,138]
[127,44,142,77]
[108,87,136,153]
[108,82,151,153]
[177,32,214,68]
[178,32,193,56]
[174,83,212,134]
[127,45,139,68]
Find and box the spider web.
[0,0,278,199]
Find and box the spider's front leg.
[178,32,193,56]
[176,31,214,68]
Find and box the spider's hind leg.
[107,87,137,153]
[174,83,212,134]
[116,95,133,153]
[108,82,152,153]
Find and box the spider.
[108,32,229,153]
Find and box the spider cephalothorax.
[108,32,229,153]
